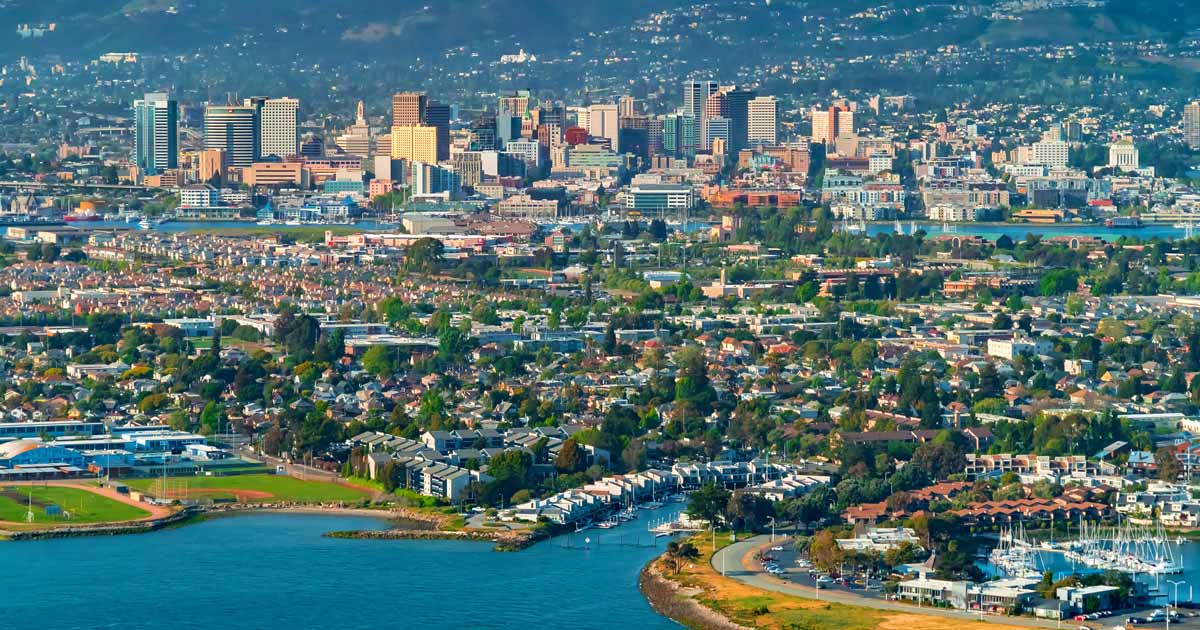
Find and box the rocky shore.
[325,527,542,551]
[0,507,201,541]
[638,556,750,630]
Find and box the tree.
[725,492,774,531]
[361,345,395,378]
[808,529,845,572]
[405,237,445,273]
[1156,446,1182,481]
[686,482,732,526]
[554,438,586,473]
[663,541,699,575]
[199,400,221,435]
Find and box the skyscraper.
[1185,101,1200,150]
[585,104,619,144]
[260,97,299,159]
[425,101,451,162]
[747,96,778,146]
[391,125,439,163]
[392,92,427,127]
[811,104,855,147]
[205,104,259,167]
[724,88,756,152]
[683,80,718,118]
[133,92,178,175]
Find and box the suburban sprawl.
[7,2,1200,629]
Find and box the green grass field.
[0,486,151,524]
[123,474,369,503]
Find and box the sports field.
[0,486,152,524]
[123,474,370,503]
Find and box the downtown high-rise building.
[585,103,619,144]
[811,104,856,147]
[133,92,178,175]
[204,104,259,167]
[1185,101,1200,150]
[683,80,718,118]
[392,92,428,127]
[391,92,449,161]
[724,87,756,152]
[259,97,299,159]
[747,96,779,146]
[425,101,451,162]
[390,125,439,163]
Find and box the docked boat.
[1106,216,1143,228]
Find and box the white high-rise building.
[133,92,178,175]
[260,97,299,159]
[1030,139,1069,168]
[585,104,619,143]
[747,96,778,146]
[683,80,718,118]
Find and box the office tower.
[724,88,756,151]
[391,125,439,163]
[703,117,730,151]
[811,104,855,147]
[300,135,325,158]
[618,95,639,118]
[747,96,778,146]
[133,92,178,175]
[498,90,531,122]
[703,91,730,122]
[586,104,619,143]
[260,97,299,158]
[392,92,427,127]
[683,80,718,118]
[538,104,565,128]
[645,117,664,157]
[1186,101,1200,150]
[426,101,451,162]
[205,104,259,167]
[197,149,224,184]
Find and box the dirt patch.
[877,614,1028,630]
[182,488,274,501]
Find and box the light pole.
[1167,579,1184,630]
[768,516,776,543]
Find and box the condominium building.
[1030,139,1069,168]
[1185,101,1200,150]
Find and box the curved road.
[710,534,1064,630]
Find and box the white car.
[771,546,784,551]
[816,576,834,585]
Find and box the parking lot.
[751,539,1200,630]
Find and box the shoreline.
[639,558,751,630]
[0,501,548,551]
